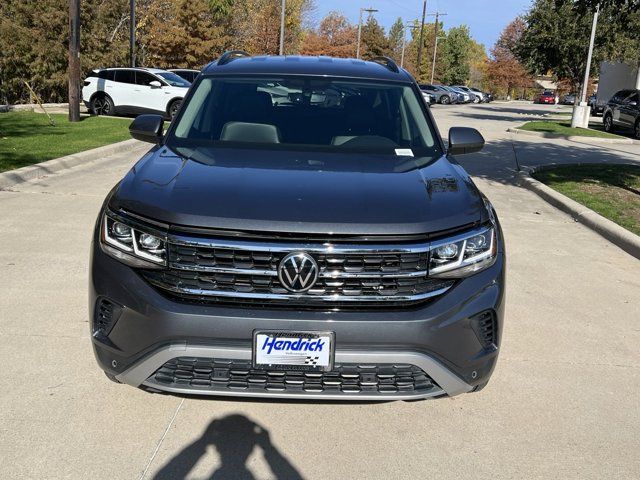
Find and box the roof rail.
[370,56,400,73]
[218,50,251,66]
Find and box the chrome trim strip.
[168,263,279,276]
[115,344,473,398]
[146,278,452,303]
[168,234,431,254]
[167,262,429,279]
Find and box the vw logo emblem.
[277,252,319,293]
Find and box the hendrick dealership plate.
[253,331,335,372]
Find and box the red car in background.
[535,91,556,104]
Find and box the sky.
[311,0,533,54]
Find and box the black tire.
[473,96,480,104]
[603,113,614,133]
[634,120,640,140]
[168,99,182,120]
[91,94,114,116]
[440,95,451,105]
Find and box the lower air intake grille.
[94,299,121,336]
[147,357,441,396]
[471,310,497,349]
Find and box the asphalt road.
[1,103,639,480]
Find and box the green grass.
[533,164,640,236]
[518,120,623,139]
[0,111,131,172]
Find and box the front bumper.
[90,226,505,401]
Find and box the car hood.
[110,146,487,236]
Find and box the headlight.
[429,226,497,278]
[101,211,166,267]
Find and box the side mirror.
[149,80,162,88]
[448,127,485,155]
[129,114,164,144]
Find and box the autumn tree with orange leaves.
[486,18,532,98]
[300,12,357,58]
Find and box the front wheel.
[440,95,450,105]
[603,113,614,133]
[473,96,480,103]
[168,100,182,120]
[91,95,114,116]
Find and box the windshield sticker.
[395,149,414,157]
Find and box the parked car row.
[82,67,200,119]
[419,84,493,104]
[83,65,494,119]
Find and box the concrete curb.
[507,127,635,144]
[518,166,640,259]
[0,139,141,189]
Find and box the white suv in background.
[82,68,191,119]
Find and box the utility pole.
[428,11,447,84]
[416,1,427,79]
[571,3,599,128]
[279,0,286,55]
[357,7,379,59]
[129,0,135,67]
[68,0,80,122]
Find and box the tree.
[439,25,472,85]
[387,17,404,62]
[300,11,356,57]
[139,0,226,68]
[516,0,609,97]
[468,40,488,89]
[360,15,389,59]
[230,0,313,54]
[486,18,531,98]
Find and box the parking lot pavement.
[1,104,639,480]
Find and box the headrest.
[220,121,281,143]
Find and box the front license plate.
[253,331,335,372]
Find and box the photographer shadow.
[152,414,304,480]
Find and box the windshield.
[168,76,440,155]
[157,72,191,87]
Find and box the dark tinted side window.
[114,70,135,84]
[625,92,639,104]
[612,90,632,103]
[135,71,156,86]
[97,70,115,81]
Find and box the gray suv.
[90,53,505,401]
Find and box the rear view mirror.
[448,127,485,155]
[129,114,164,144]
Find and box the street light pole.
[400,23,417,68]
[356,7,378,59]
[571,3,600,128]
[279,0,286,55]
[430,36,445,84]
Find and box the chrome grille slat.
[143,234,455,306]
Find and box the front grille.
[147,357,441,396]
[142,234,454,308]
